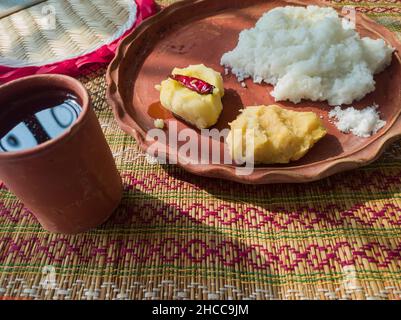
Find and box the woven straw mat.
[1,0,401,300]
[0,0,137,67]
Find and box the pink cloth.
[0,0,157,84]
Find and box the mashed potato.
[221,6,394,106]
[227,105,327,164]
[158,64,224,129]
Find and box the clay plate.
[106,0,401,184]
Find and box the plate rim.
[106,0,401,184]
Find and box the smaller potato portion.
[158,64,224,129]
[227,105,327,164]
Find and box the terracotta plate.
[106,0,401,184]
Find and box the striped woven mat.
[1,0,401,300]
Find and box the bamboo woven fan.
[0,0,138,67]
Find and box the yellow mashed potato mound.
[158,64,224,129]
[227,105,327,164]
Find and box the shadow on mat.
[100,186,281,300]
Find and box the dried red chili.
[169,74,215,95]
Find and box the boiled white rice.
[221,6,394,106]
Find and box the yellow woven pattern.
[0,0,136,67]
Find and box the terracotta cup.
[0,74,123,234]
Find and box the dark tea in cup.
[0,74,123,234]
[1,90,82,152]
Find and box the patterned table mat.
[1,0,401,300]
